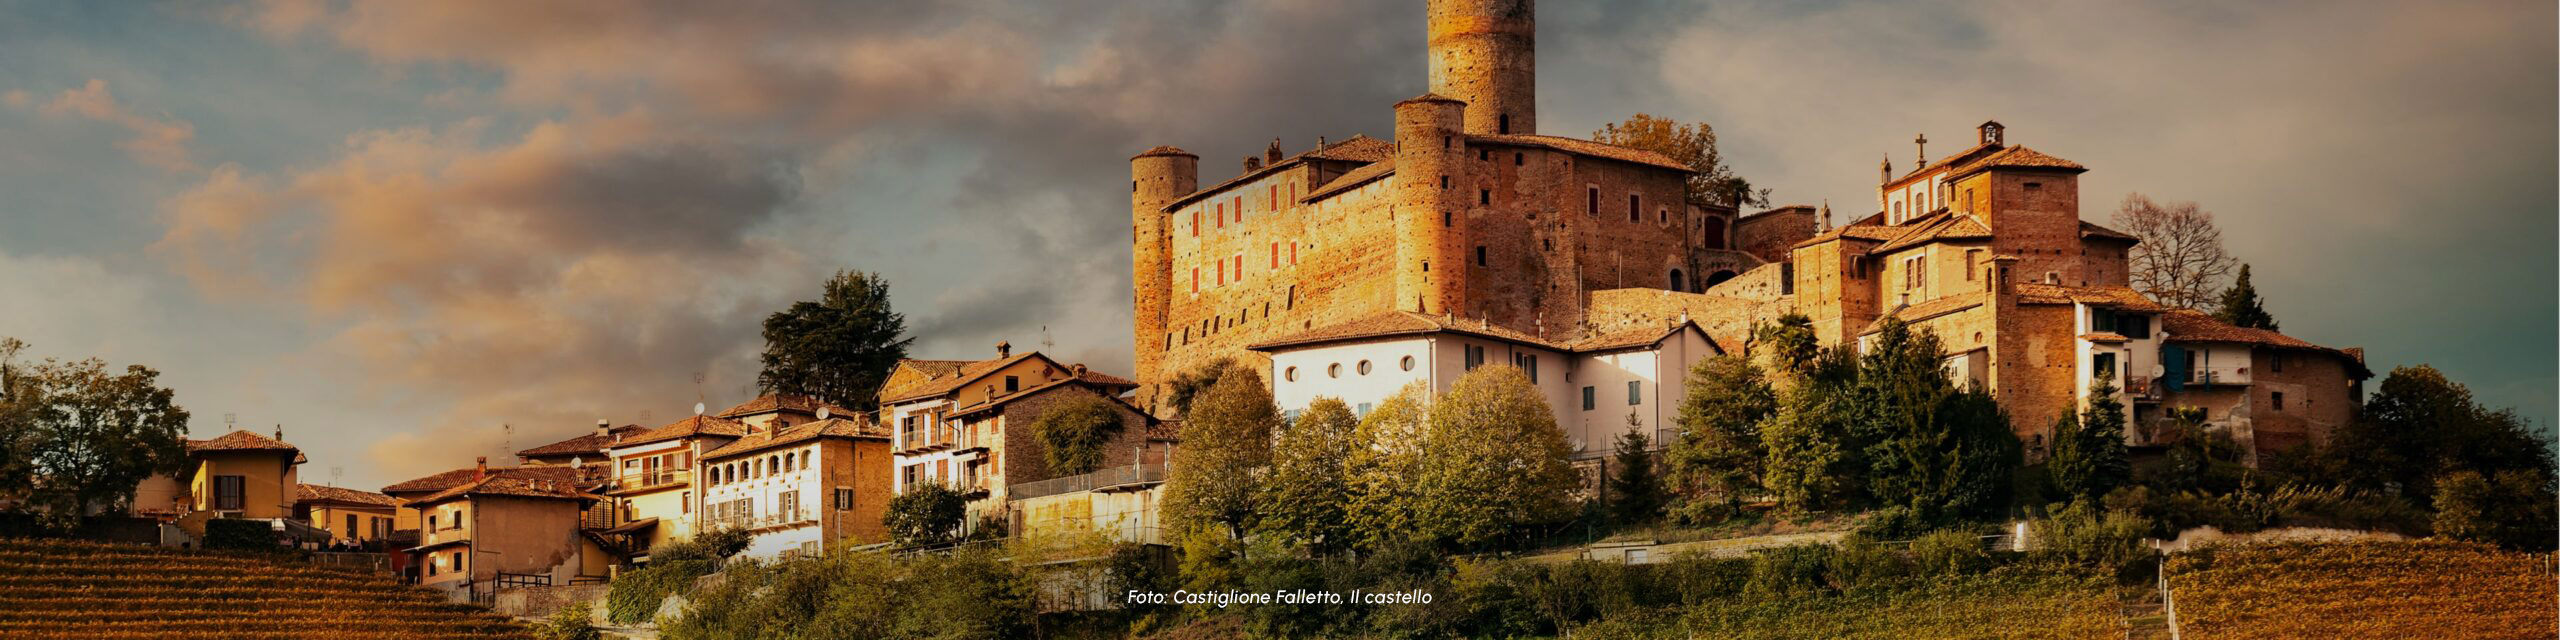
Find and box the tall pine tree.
[2213,264,2279,331]
[1610,415,1664,525]
[2049,381,2132,502]
[757,270,913,410]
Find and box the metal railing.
[703,511,814,531]
[2185,366,2249,385]
[612,467,691,491]
[1008,464,1166,501]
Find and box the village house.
[879,344,1162,541]
[515,421,648,532]
[597,413,745,557]
[128,429,333,545]
[294,484,398,546]
[406,459,611,599]
[382,464,584,540]
[697,415,893,559]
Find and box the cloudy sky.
[2,0,2550,488]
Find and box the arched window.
[1702,217,1727,249]
[784,452,795,471]
[1705,270,1740,289]
[1669,269,1686,292]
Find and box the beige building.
[407,472,610,598]
[879,346,1165,542]
[599,413,746,555]
[383,464,584,535]
[698,416,893,558]
[295,484,397,545]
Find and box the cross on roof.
[1914,133,1928,165]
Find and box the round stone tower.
[1130,146,1196,384]
[1393,94,1468,315]
[1427,0,1534,136]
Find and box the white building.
[696,416,892,560]
[1248,310,1721,460]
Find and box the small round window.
[1357,360,1373,375]
[1284,366,1298,382]
[1400,356,1416,371]
[1327,363,1342,378]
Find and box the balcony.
[2183,366,2250,387]
[704,511,814,532]
[1007,464,1167,502]
[612,467,692,493]
[2124,376,2161,402]
[901,428,957,454]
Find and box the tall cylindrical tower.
[1393,94,1468,316]
[1427,0,1535,136]
[1130,146,1196,385]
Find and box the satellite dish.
[817,407,832,420]
[1569,438,1586,452]
[693,402,706,416]
[571,456,584,467]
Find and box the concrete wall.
[304,503,396,543]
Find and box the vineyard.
[2166,540,2558,639]
[0,538,532,639]
[1680,567,2128,639]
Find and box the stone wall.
[1733,205,1817,264]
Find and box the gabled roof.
[516,425,648,458]
[948,368,1148,418]
[715,393,853,420]
[1162,135,1397,212]
[1470,134,1694,173]
[700,417,888,460]
[1567,321,1720,354]
[1884,141,2004,190]
[1860,292,1990,335]
[2159,310,2369,378]
[879,352,1063,404]
[1304,158,1397,202]
[187,430,298,454]
[2013,284,2167,312]
[1944,145,2087,179]
[382,465,584,496]
[616,414,750,448]
[1246,310,1563,352]
[2079,220,2138,243]
[1792,211,1901,248]
[409,475,601,507]
[879,359,972,400]
[1874,211,1993,253]
[296,484,397,508]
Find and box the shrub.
[536,601,601,640]
[1031,395,1127,476]
[1660,553,1752,605]
[2031,502,2155,580]
[1909,529,1990,575]
[200,518,275,551]
[884,482,966,547]
[1822,536,1907,593]
[606,559,712,624]
[1745,543,1835,598]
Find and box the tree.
[1415,365,1579,547]
[2322,365,2555,505]
[757,270,914,411]
[1028,394,1125,476]
[2431,469,2557,550]
[1259,397,1359,554]
[1346,383,1432,550]
[2212,264,2279,331]
[1608,417,1664,525]
[2112,194,2236,310]
[2049,381,2132,502]
[884,482,966,547]
[1761,384,1852,514]
[1852,319,2018,526]
[1756,314,1821,376]
[1158,357,1237,417]
[1666,354,1776,522]
[1,347,190,523]
[1161,363,1277,541]
[1593,113,1770,209]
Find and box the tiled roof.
[296,483,397,508]
[1164,135,1404,212]
[1472,134,1693,172]
[1884,141,2004,190]
[617,414,750,447]
[1567,322,1713,353]
[880,352,1050,404]
[949,368,1146,417]
[187,430,297,454]
[2080,220,2138,242]
[2160,310,2369,378]
[1147,419,1183,443]
[1792,212,1901,248]
[1874,212,1993,253]
[1304,158,1395,202]
[700,417,888,460]
[1582,288,1771,356]
[2013,284,2167,311]
[410,475,600,506]
[382,465,583,495]
[516,425,648,458]
[1132,145,1195,159]
[1247,311,1563,351]
[1860,292,1989,334]
[1945,145,2086,179]
[2080,332,2130,343]
[879,359,971,400]
[715,393,853,420]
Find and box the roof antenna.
[693,371,707,407]
[1042,325,1055,352]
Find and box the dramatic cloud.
[21,79,195,171]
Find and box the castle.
[1131,0,2366,461]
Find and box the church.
[1127,0,2366,464]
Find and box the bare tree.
[2112,194,2235,310]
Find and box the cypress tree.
[2213,264,2279,331]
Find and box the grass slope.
[2166,540,2557,640]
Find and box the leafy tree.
[1853,320,2019,525]
[2113,194,2236,310]
[1762,372,1856,513]
[883,482,966,547]
[2431,470,2557,550]
[1158,356,1237,417]
[757,269,914,411]
[1028,394,1125,476]
[2211,264,2279,331]
[1609,417,1664,525]
[2323,365,2556,504]
[0,346,190,523]
[2049,381,2132,502]
[1162,363,1277,541]
[1259,397,1359,554]
[1757,314,1821,376]
[1346,383,1432,550]
[1592,113,1770,209]
[1667,354,1776,523]
[1417,365,1579,547]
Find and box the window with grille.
[213,475,245,510]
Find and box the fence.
[310,551,391,573]
[1007,464,1166,501]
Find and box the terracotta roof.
[410,475,601,506]
[2160,310,2369,378]
[516,425,648,458]
[880,352,1053,404]
[700,417,888,460]
[1792,212,1901,248]
[1472,134,1693,172]
[2013,284,2167,312]
[1247,310,1563,352]
[1567,321,1716,353]
[1860,292,1989,334]
[949,369,1147,418]
[296,484,396,508]
[1304,158,1396,202]
[2080,220,2138,243]
[1164,135,1404,212]
[617,414,750,447]
[1131,145,1195,159]
[1874,212,1993,253]
[715,393,854,420]
[382,465,584,495]
[1147,419,1183,443]
[879,359,971,399]
[1945,145,2086,179]
[1884,141,2004,190]
[2080,332,2129,343]
[187,430,297,454]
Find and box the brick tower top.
[1427,0,1535,136]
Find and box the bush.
[2031,502,2155,580]
[1909,529,1991,575]
[1745,543,1835,598]
[1660,553,1752,605]
[884,483,966,547]
[200,519,276,551]
[535,601,601,640]
[1822,536,1907,593]
[605,559,711,624]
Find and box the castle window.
[1271,242,1280,269]
[1499,113,1510,134]
[1286,285,1296,309]
[2271,354,2284,373]
[1476,246,1487,266]
[1191,211,1200,237]
[1268,185,1277,209]
[1965,250,1980,282]
[1444,135,1452,149]
[1289,242,1297,265]
[1235,255,1244,280]
[1478,149,1489,161]
[1587,186,1599,216]
[1444,211,1452,227]
[1479,189,1490,205]
[1440,175,1449,189]
[1216,203,1225,228]
[1669,269,1685,292]
[1781,262,1795,295]
[1233,196,1243,221]
[1514,152,1524,166]
[1132,180,1137,193]
[1629,194,1641,222]
[2024,182,2042,191]
[2271,391,2286,411]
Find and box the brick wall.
[995,384,1159,488]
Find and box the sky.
[0,0,2551,490]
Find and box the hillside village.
[0,1,2552,639]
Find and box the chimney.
[1880,154,1893,183]
[996,341,1012,358]
[595,419,609,439]
[273,424,284,442]
[1264,138,1284,164]
[1243,155,1262,172]
[1071,363,1088,378]
[475,456,488,480]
